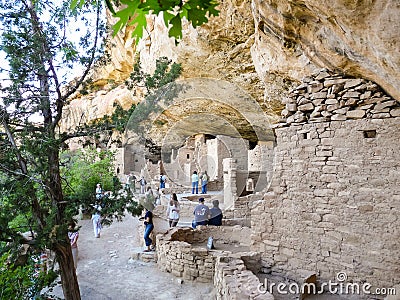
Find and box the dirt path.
[51,214,215,299]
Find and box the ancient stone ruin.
[60,0,399,298]
[126,70,399,299]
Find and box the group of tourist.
[68,172,223,265]
[192,197,222,228]
[191,170,209,194]
[124,172,148,194]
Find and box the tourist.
[130,173,137,193]
[112,174,119,194]
[192,197,209,228]
[68,222,79,269]
[166,193,180,227]
[125,173,131,191]
[144,186,155,209]
[201,171,209,194]
[208,199,223,226]
[125,172,136,193]
[91,207,102,238]
[95,183,103,200]
[191,170,199,194]
[139,175,147,194]
[154,187,161,206]
[143,208,154,252]
[159,173,167,189]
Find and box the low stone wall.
[156,227,273,299]
[224,194,253,225]
[156,227,215,282]
[214,256,273,300]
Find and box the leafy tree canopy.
[71,0,220,43]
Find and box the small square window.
[363,130,376,138]
[187,154,190,159]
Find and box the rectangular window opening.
[363,130,376,138]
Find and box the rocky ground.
[49,213,215,300]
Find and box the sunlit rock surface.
[61,0,399,143]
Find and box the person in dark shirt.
[208,199,223,226]
[143,209,154,252]
[192,197,209,228]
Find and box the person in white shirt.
[166,193,180,227]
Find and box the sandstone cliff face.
[251,0,400,101]
[61,0,399,139]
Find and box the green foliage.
[0,0,108,297]
[126,56,182,92]
[0,253,35,300]
[124,56,182,135]
[70,0,220,43]
[60,149,144,222]
[91,102,137,134]
[0,252,58,300]
[61,149,115,205]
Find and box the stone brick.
[298,103,314,111]
[286,103,297,112]
[324,79,347,87]
[308,83,324,93]
[320,174,337,182]
[331,114,347,121]
[346,109,366,119]
[372,113,391,118]
[342,91,360,98]
[374,100,397,110]
[322,165,337,173]
[316,150,333,157]
[326,98,339,105]
[314,189,334,197]
[311,91,327,99]
[390,108,400,117]
[344,79,364,89]
[327,104,340,111]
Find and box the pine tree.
[0,0,107,299]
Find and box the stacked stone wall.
[251,71,400,289]
[156,227,273,299]
[214,255,273,300]
[281,69,399,124]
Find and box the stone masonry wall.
[251,71,400,289]
[156,227,273,299]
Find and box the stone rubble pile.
[214,256,273,300]
[280,69,400,125]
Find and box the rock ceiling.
[61,0,400,149]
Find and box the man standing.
[139,176,147,194]
[159,173,166,189]
[192,197,209,228]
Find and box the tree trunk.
[54,242,81,300]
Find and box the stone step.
[130,247,157,263]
